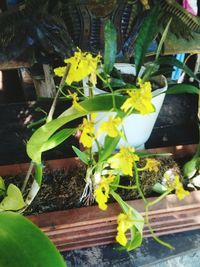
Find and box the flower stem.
[134,162,147,204]
[46,64,70,123]
[111,184,137,190]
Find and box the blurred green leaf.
[152,182,167,194]
[166,84,199,94]
[183,157,199,178]
[156,57,200,82]
[99,135,120,162]
[0,212,66,267]
[72,146,89,164]
[0,184,25,211]
[0,176,5,196]
[104,20,117,74]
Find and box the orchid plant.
[0,7,199,254]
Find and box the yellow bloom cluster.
[54,49,101,85]
[79,114,96,148]
[121,78,154,115]
[108,146,139,176]
[94,174,115,211]
[116,210,134,246]
[98,115,122,138]
[164,174,189,200]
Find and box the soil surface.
[3,157,181,215]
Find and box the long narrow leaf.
[104,20,117,74]
[72,146,89,164]
[134,5,159,76]
[27,94,127,163]
[41,128,76,152]
[156,57,200,82]
[166,84,199,94]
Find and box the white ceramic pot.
[84,63,167,149]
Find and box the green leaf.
[34,163,44,186]
[110,174,120,191]
[183,157,199,178]
[166,84,199,95]
[156,57,200,82]
[104,20,117,74]
[99,135,120,162]
[27,94,127,164]
[136,151,172,157]
[155,18,172,60]
[0,177,5,190]
[152,182,167,194]
[109,78,126,88]
[134,4,159,76]
[41,128,76,152]
[0,184,25,211]
[72,146,89,164]
[0,212,66,267]
[127,228,142,251]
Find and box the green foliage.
[166,84,199,95]
[156,56,200,82]
[0,184,25,211]
[134,4,159,76]
[103,20,117,74]
[72,146,89,164]
[0,212,66,267]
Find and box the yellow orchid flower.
[79,114,96,148]
[94,174,115,211]
[98,116,122,138]
[121,78,154,115]
[164,173,189,200]
[54,49,101,85]
[116,210,134,246]
[108,146,139,176]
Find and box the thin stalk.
[111,184,137,190]
[145,205,174,249]
[97,73,116,110]
[147,190,171,207]
[21,162,34,193]
[46,64,70,123]
[134,162,147,204]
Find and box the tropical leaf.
[0,212,66,267]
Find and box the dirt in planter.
[3,157,181,215]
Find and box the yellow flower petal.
[116,211,134,246]
[108,147,139,176]
[121,79,154,115]
[94,175,115,211]
[164,174,190,200]
[98,116,122,138]
[79,117,95,148]
[64,49,101,85]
